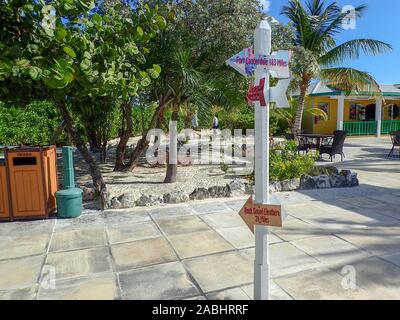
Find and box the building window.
[387,104,399,120]
[350,103,366,121]
[317,102,330,121]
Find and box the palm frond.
[320,67,380,94]
[306,107,328,120]
[319,39,392,66]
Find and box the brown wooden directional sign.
[239,196,282,233]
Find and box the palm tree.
[281,0,392,133]
[163,48,239,183]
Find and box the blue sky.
[266,0,400,84]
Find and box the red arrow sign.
[246,78,266,107]
[239,197,282,233]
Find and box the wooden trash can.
[3,146,58,221]
[0,159,11,220]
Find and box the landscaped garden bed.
[79,139,359,209]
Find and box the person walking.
[212,113,219,136]
[191,112,199,130]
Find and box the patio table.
[296,133,335,153]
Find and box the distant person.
[191,112,199,130]
[212,113,219,136]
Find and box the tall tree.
[116,0,263,179]
[281,0,392,133]
[0,0,163,207]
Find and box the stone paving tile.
[240,243,323,278]
[111,237,177,271]
[273,218,328,242]
[156,215,211,236]
[224,198,247,211]
[46,247,111,280]
[302,210,396,233]
[0,233,50,260]
[200,211,245,229]
[0,255,44,290]
[206,287,250,300]
[49,228,107,252]
[284,202,332,220]
[119,261,199,300]
[215,226,255,249]
[103,210,150,227]
[0,285,37,300]
[37,273,118,300]
[291,235,371,266]
[168,230,234,259]
[330,257,400,300]
[106,221,160,245]
[0,219,55,236]
[149,205,194,219]
[338,197,383,209]
[55,214,105,231]
[184,295,207,300]
[381,252,400,268]
[274,267,376,300]
[183,251,253,293]
[335,228,400,256]
[241,282,293,300]
[368,194,400,207]
[189,202,231,214]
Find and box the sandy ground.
[73,134,251,200]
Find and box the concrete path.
[0,137,399,300]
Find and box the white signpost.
[227,18,291,301]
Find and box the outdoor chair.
[295,135,310,154]
[319,130,347,162]
[388,131,400,158]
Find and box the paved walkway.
[0,137,399,300]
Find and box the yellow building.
[302,82,400,136]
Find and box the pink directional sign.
[226,48,291,78]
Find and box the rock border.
[81,169,359,209]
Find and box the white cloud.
[260,0,271,13]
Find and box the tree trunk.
[292,79,310,134]
[114,100,133,171]
[56,101,109,209]
[119,98,169,172]
[140,102,145,136]
[100,127,108,164]
[88,130,102,153]
[164,110,178,183]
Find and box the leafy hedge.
[248,140,316,183]
[270,140,316,181]
[0,101,62,146]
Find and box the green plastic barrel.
[56,146,83,218]
[56,188,83,218]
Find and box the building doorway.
[365,104,376,121]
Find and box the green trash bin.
[56,146,83,218]
[56,188,83,218]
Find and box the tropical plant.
[247,140,316,182]
[281,0,392,133]
[0,101,62,146]
[0,0,164,207]
[116,0,264,182]
[273,98,328,134]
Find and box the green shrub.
[219,104,281,136]
[248,140,316,183]
[0,101,62,146]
